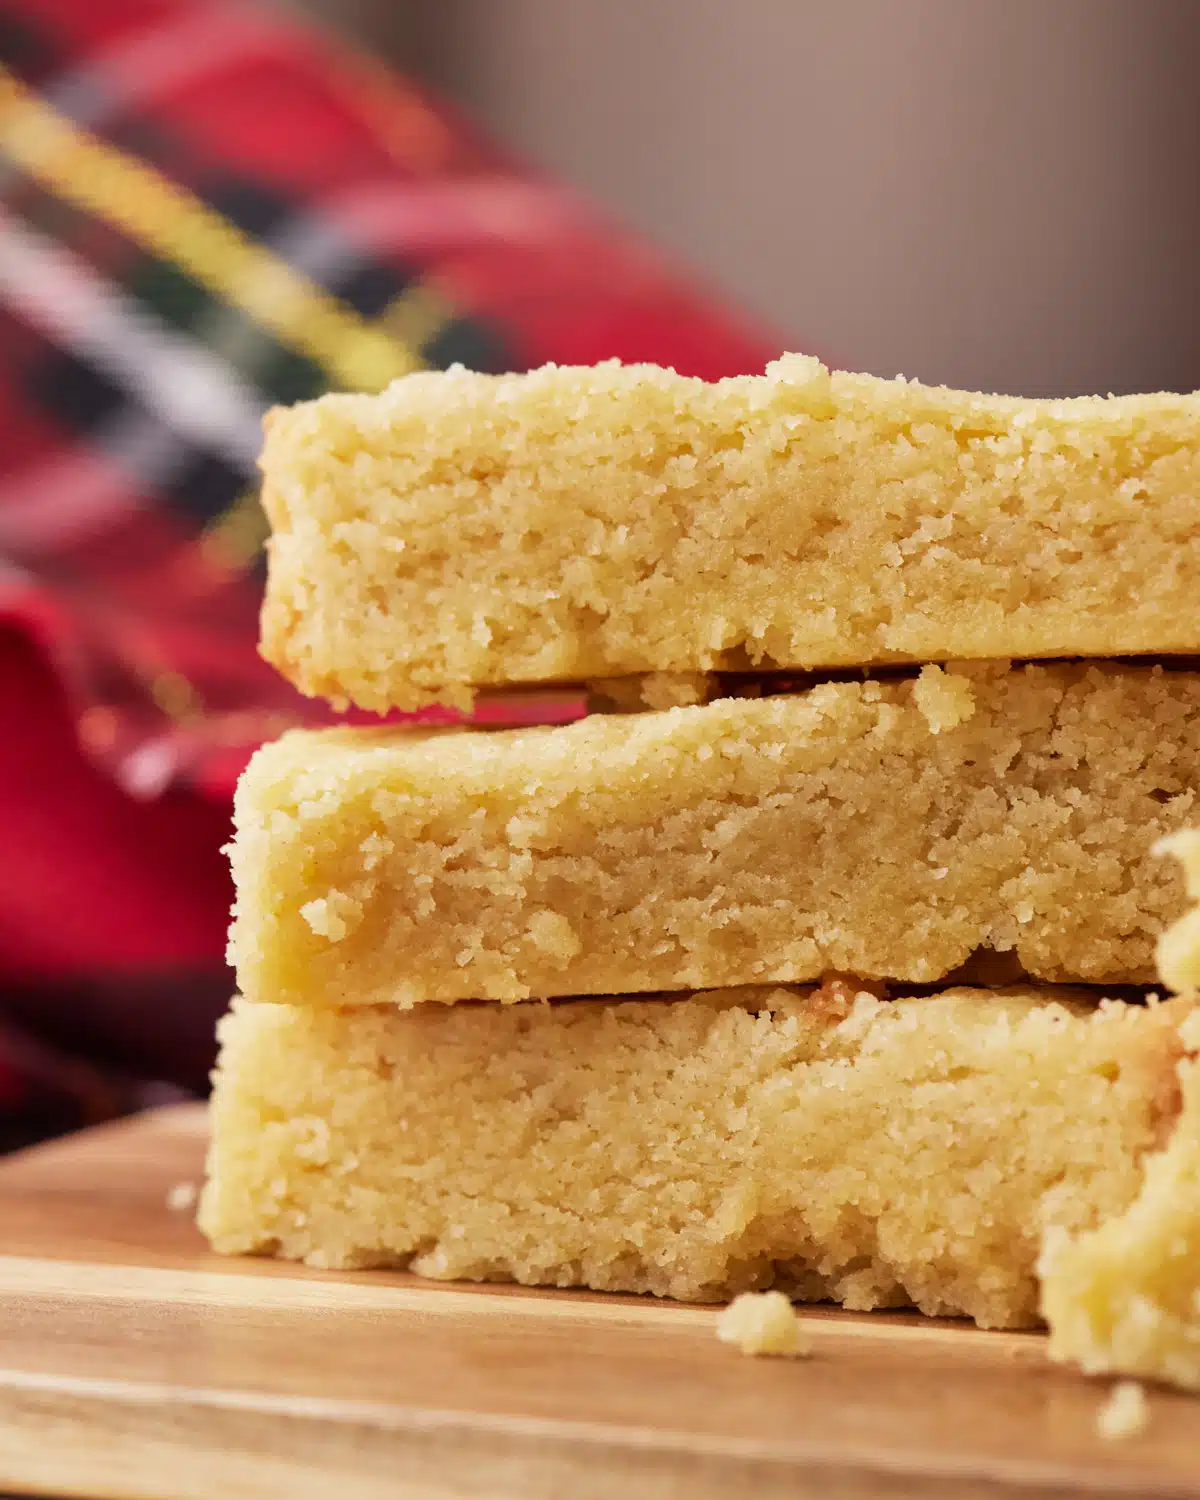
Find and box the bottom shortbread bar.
[200,983,1191,1331]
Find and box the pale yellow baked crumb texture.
[198,985,1188,1330]
[1041,834,1200,1391]
[716,1291,811,1357]
[228,663,1198,1008]
[258,356,1200,711]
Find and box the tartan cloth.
[0,0,780,1148]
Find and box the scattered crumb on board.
[715,1291,812,1358]
[1096,1381,1149,1441]
[166,1180,199,1212]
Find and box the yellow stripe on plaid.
[380,279,456,351]
[0,68,421,393]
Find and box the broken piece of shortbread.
[1042,834,1200,1391]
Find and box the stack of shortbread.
[200,356,1200,1383]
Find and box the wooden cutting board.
[1,1105,1198,1500]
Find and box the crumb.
[166,1181,198,1212]
[1156,829,1200,993]
[913,664,976,733]
[525,909,582,962]
[585,672,714,713]
[715,1291,812,1357]
[1096,1380,1148,1441]
[637,673,714,711]
[299,889,363,943]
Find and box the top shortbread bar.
[259,356,1200,711]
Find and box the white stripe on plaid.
[44,4,286,126]
[272,180,582,272]
[0,206,265,467]
[0,72,417,391]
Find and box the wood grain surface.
[0,1104,1197,1500]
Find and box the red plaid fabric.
[0,0,781,1147]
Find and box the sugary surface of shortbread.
[229,663,1198,1008]
[198,984,1188,1329]
[1042,836,1200,1391]
[258,356,1200,710]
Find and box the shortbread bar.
[198,982,1189,1330]
[258,356,1200,710]
[229,663,1199,1008]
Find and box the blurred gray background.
[294,0,1200,398]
